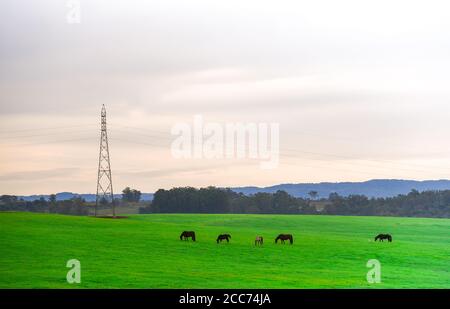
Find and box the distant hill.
[231,179,450,199]
[18,192,153,202]
[16,179,450,201]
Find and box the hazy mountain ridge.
[232,179,450,198]
[15,179,450,201]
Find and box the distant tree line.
[139,187,316,214]
[139,187,450,218]
[0,187,144,216]
[322,189,450,217]
[2,187,450,218]
[0,195,89,216]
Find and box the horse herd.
[180,231,293,245]
[180,231,393,245]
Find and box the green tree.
[122,187,142,203]
[308,191,318,200]
[49,194,57,204]
[48,194,57,213]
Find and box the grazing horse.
[375,234,392,242]
[217,234,231,243]
[275,234,293,244]
[180,231,196,241]
[255,236,264,246]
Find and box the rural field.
[0,212,449,288]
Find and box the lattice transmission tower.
[95,104,115,217]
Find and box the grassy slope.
[0,212,449,288]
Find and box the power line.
[108,123,169,136]
[0,137,97,147]
[0,124,97,135]
[0,129,96,141]
[111,123,450,172]
[1,122,449,178]
[109,137,170,148]
[110,129,173,141]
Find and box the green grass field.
[1,212,449,288]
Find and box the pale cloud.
[1,0,450,194]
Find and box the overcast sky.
[1,0,450,195]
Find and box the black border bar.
[1,289,449,307]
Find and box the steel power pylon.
[95,104,115,217]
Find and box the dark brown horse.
[217,234,231,243]
[180,231,196,241]
[275,234,293,244]
[375,234,392,242]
